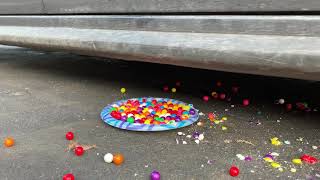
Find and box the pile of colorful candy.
[109,98,196,125]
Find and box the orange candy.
[4,137,15,147]
[113,153,124,165]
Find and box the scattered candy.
[221,126,227,131]
[120,88,126,94]
[229,166,240,177]
[150,170,161,180]
[232,86,239,93]
[292,158,302,165]
[171,88,177,93]
[113,153,124,165]
[104,153,113,163]
[284,140,291,145]
[175,81,181,87]
[63,173,75,180]
[198,134,204,141]
[271,162,281,168]
[286,103,293,111]
[65,132,74,141]
[216,81,222,87]
[197,121,204,126]
[245,156,253,161]
[163,86,169,92]
[242,99,250,106]
[236,154,245,161]
[300,154,318,164]
[270,137,282,146]
[278,99,285,104]
[203,96,209,102]
[3,137,15,147]
[195,139,200,144]
[182,141,187,145]
[219,93,226,100]
[290,168,297,173]
[312,146,318,150]
[74,146,84,156]
[177,132,184,136]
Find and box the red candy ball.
[65,132,74,141]
[242,99,250,106]
[219,93,226,100]
[286,103,292,111]
[229,166,240,177]
[203,96,209,102]
[63,173,75,180]
[74,146,84,156]
[163,86,169,92]
[232,86,239,93]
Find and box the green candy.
[127,117,135,123]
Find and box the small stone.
[250,170,255,173]
[278,167,284,172]
[201,164,204,168]
[276,120,281,123]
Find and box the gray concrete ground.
[0,45,319,180]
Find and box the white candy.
[236,154,245,161]
[195,139,200,144]
[198,134,205,141]
[177,132,184,136]
[278,99,285,104]
[104,153,113,163]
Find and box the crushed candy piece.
[290,168,297,173]
[221,126,227,131]
[292,158,302,165]
[271,162,281,168]
[236,154,245,161]
[270,137,282,146]
[300,154,318,164]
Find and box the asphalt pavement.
[0,45,319,180]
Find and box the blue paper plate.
[100,97,199,131]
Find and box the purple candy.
[264,154,274,160]
[150,170,161,180]
[121,116,127,121]
[189,109,196,115]
[245,156,253,161]
[192,131,200,139]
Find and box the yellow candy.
[270,137,282,146]
[183,106,190,111]
[221,117,228,121]
[263,157,274,163]
[120,88,126,93]
[171,88,176,93]
[214,120,220,124]
[221,126,227,130]
[162,109,167,114]
[271,162,281,168]
[292,159,302,165]
[144,120,151,124]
